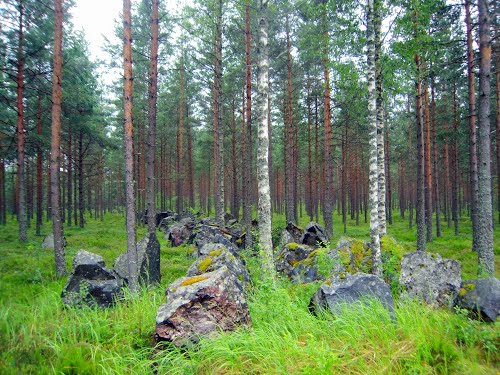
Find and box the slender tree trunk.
[176,57,184,214]
[465,0,480,249]
[431,81,441,237]
[243,0,253,247]
[315,96,319,223]
[78,130,84,228]
[307,84,313,222]
[285,13,295,224]
[496,41,500,224]
[367,0,381,275]
[385,124,392,225]
[186,105,195,209]
[476,0,494,276]
[423,81,433,242]
[213,0,224,225]
[0,159,5,225]
[374,0,386,236]
[51,0,65,276]
[123,0,138,291]
[452,84,459,235]
[17,0,27,242]
[36,95,43,235]
[146,0,159,236]
[67,126,72,227]
[415,52,426,252]
[256,0,274,280]
[322,10,333,239]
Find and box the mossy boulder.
[299,222,328,248]
[186,243,251,287]
[155,266,251,346]
[333,237,372,274]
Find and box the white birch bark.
[257,0,274,281]
[367,0,381,277]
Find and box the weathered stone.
[62,250,123,308]
[399,251,461,308]
[42,233,67,249]
[310,273,394,316]
[300,222,327,248]
[113,233,161,285]
[187,244,251,286]
[155,266,251,346]
[333,237,372,274]
[166,219,194,247]
[456,278,500,322]
[274,242,320,282]
[155,211,177,227]
[188,224,224,250]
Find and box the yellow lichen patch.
[287,242,300,251]
[209,249,222,257]
[197,257,213,272]
[288,259,299,267]
[459,288,467,297]
[180,275,209,286]
[463,283,476,291]
[186,246,196,255]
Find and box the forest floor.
[0,211,498,374]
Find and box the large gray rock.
[155,266,251,346]
[456,278,500,322]
[113,233,161,285]
[300,222,328,248]
[399,251,461,308]
[275,242,316,281]
[333,237,372,274]
[186,244,251,286]
[310,273,394,316]
[42,233,67,249]
[62,250,123,308]
[188,224,224,250]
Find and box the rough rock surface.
[42,233,67,249]
[456,278,500,322]
[332,237,372,274]
[186,244,251,286]
[300,222,327,248]
[274,242,324,283]
[155,266,251,346]
[62,250,123,308]
[399,251,461,308]
[166,218,195,247]
[113,233,161,285]
[310,273,394,316]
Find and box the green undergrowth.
[0,212,498,373]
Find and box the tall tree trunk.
[465,0,480,249]
[367,0,381,275]
[17,0,27,242]
[230,99,239,219]
[285,13,295,224]
[213,0,224,225]
[256,0,274,281]
[186,105,195,209]
[322,8,333,239]
[476,0,494,276]
[176,57,184,214]
[374,0,386,236]
[51,0,65,276]
[431,81,441,237]
[123,0,138,291]
[146,0,159,236]
[452,84,459,235]
[36,95,43,235]
[78,130,84,228]
[0,159,5,225]
[423,81,433,242]
[307,84,313,222]
[496,40,500,225]
[67,126,72,227]
[243,1,253,247]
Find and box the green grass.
[0,211,498,374]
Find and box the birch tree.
[367,0,381,276]
[256,0,274,281]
